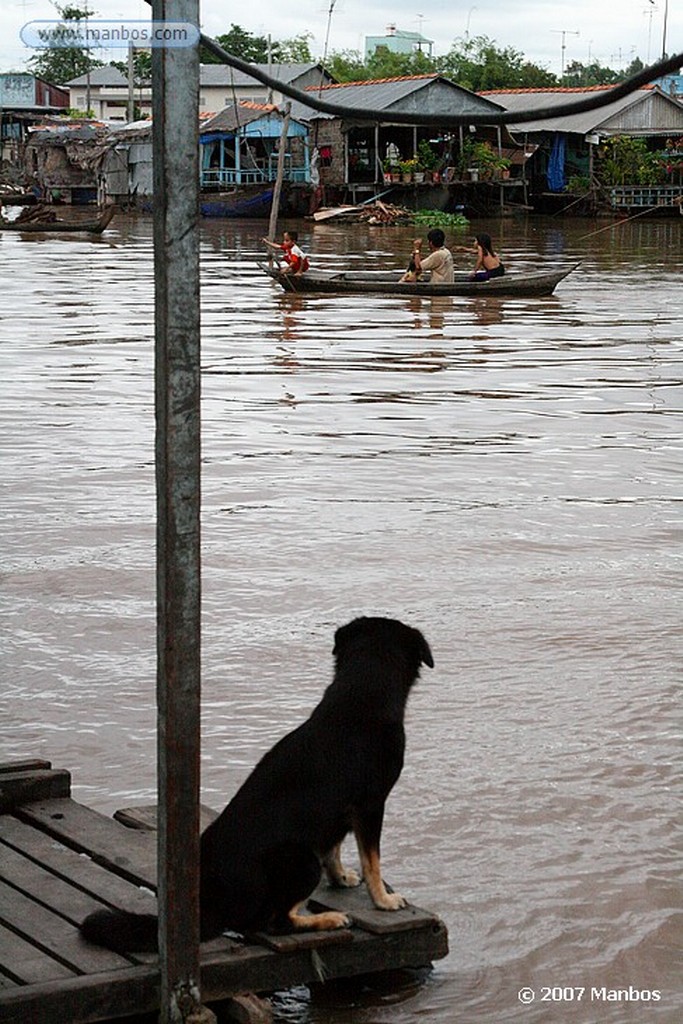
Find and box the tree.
[202,24,270,64]
[564,60,620,86]
[28,3,103,85]
[437,35,557,91]
[325,49,368,83]
[110,50,152,85]
[271,33,313,64]
[366,45,436,80]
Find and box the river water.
[1,213,681,1023]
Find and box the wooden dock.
[0,761,448,1023]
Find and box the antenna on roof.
[552,28,580,79]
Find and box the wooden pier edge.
[0,761,448,1024]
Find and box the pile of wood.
[359,199,412,225]
[12,204,57,225]
[312,200,412,224]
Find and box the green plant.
[458,138,510,179]
[412,209,470,229]
[567,174,591,193]
[416,140,439,171]
[399,157,420,174]
[597,136,667,187]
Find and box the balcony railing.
[201,167,309,187]
[609,185,682,209]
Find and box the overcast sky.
[2,0,681,81]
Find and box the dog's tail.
[80,907,159,953]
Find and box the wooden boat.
[0,205,116,234]
[200,188,274,218]
[259,262,579,297]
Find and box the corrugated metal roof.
[293,74,503,122]
[201,101,306,134]
[480,86,683,135]
[67,63,331,89]
[198,62,329,87]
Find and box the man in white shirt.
[410,228,454,283]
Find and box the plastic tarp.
[547,133,566,192]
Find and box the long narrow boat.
[260,262,579,297]
[0,205,116,234]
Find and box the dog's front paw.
[374,891,407,911]
[316,910,352,930]
[336,867,362,888]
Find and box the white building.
[67,63,334,120]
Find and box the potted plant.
[417,140,439,181]
[399,157,419,183]
[383,160,400,183]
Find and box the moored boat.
[0,205,116,234]
[259,262,579,297]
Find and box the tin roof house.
[288,73,504,196]
[482,84,683,211]
[200,102,310,188]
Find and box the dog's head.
[333,616,434,675]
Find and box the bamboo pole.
[266,102,291,251]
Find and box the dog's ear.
[333,617,368,656]
[415,630,434,668]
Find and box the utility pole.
[552,28,580,79]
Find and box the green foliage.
[203,24,312,65]
[412,209,469,229]
[204,24,270,63]
[567,174,591,193]
[27,3,103,85]
[564,56,645,87]
[109,51,152,85]
[458,138,510,178]
[416,140,438,170]
[598,135,667,186]
[324,49,367,82]
[274,33,313,63]
[437,35,557,90]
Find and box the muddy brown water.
[1,213,681,1023]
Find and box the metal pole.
[127,41,135,123]
[152,2,213,1022]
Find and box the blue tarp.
[547,134,566,192]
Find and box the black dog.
[80,616,433,951]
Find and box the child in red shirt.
[262,230,310,275]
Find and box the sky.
[1,0,681,80]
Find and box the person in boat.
[470,233,505,280]
[403,228,454,284]
[262,230,310,275]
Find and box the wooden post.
[152,2,214,1022]
[266,103,291,248]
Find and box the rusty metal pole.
[152,2,213,1022]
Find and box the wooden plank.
[308,883,440,935]
[0,770,71,812]
[0,842,109,922]
[14,799,158,888]
[0,962,160,1024]
[0,880,133,974]
[201,922,449,999]
[0,817,158,914]
[253,927,355,954]
[0,920,448,1024]
[114,803,218,833]
[0,760,52,775]
[0,922,76,986]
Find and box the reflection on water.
[1,214,682,1023]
